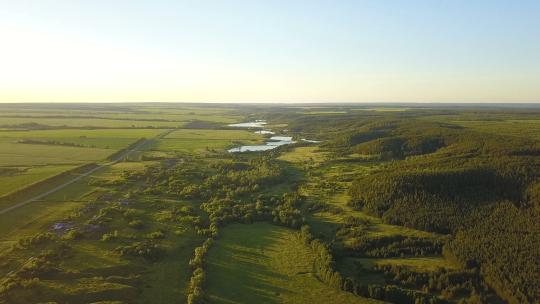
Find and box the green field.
[0,138,112,166]
[206,223,381,304]
[0,128,163,198]
[148,129,262,152]
[0,129,163,149]
[0,165,76,197]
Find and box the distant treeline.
[17,139,87,148]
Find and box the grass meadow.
[206,222,381,304]
[148,129,262,153]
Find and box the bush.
[128,220,144,229]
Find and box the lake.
[227,121,319,153]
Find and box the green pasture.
[206,222,381,304]
[148,129,262,153]
[277,146,328,164]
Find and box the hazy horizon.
[1,0,539,103]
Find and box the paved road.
[0,137,151,215]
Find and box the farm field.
[0,104,242,129]
[0,129,163,149]
[0,128,164,199]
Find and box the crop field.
[0,129,163,149]
[0,128,164,198]
[0,139,112,166]
[0,104,242,129]
[0,116,185,128]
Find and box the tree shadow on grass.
[206,224,295,304]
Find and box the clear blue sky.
[0,0,539,103]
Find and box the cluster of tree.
[372,264,500,303]
[0,243,70,302]
[202,159,284,199]
[292,224,449,304]
[186,238,213,304]
[298,225,343,289]
[0,276,40,302]
[17,139,88,147]
[271,192,305,228]
[343,281,444,304]
[15,232,57,250]
[114,240,163,261]
[344,234,445,258]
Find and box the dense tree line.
[344,234,445,258]
[298,225,343,289]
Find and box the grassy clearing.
[149,129,262,153]
[277,146,328,164]
[206,222,381,304]
[163,129,260,140]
